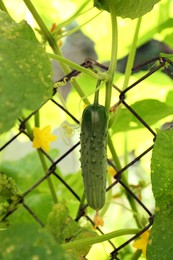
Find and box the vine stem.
[34,112,58,203]
[121,17,144,229]
[62,228,139,250]
[122,17,142,91]
[108,17,144,229]
[105,0,118,109]
[23,0,91,105]
[48,53,99,80]
[109,17,142,127]
[55,0,89,31]
[37,150,58,203]
[23,0,60,55]
[108,133,122,170]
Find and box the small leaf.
[94,0,161,19]
[147,129,173,259]
[0,11,53,134]
[0,172,21,219]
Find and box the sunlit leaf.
[94,0,161,19]
[147,129,173,259]
[110,99,173,133]
[0,11,53,134]
[166,90,173,107]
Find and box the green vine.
[105,0,118,109]
[62,228,140,250]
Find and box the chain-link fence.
[1,57,173,260]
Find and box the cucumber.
[80,88,108,210]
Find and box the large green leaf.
[147,129,173,259]
[0,222,70,260]
[110,99,173,134]
[0,11,53,134]
[94,0,161,19]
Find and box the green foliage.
[0,222,70,260]
[0,172,21,219]
[94,0,161,19]
[0,0,173,259]
[0,151,47,191]
[46,203,97,258]
[147,129,173,259]
[0,11,53,134]
[111,99,173,133]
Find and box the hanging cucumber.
[80,82,108,211]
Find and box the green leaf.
[166,90,173,107]
[0,172,21,219]
[0,222,70,260]
[147,129,173,259]
[158,18,173,33]
[94,0,161,19]
[0,11,53,134]
[110,99,173,133]
[0,172,19,201]
[0,153,43,192]
[0,149,59,192]
[46,203,97,258]
[147,207,173,260]
[0,149,59,223]
[150,129,173,207]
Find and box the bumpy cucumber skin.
[80,104,108,210]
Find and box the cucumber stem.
[94,80,102,105]
[105,0,118,109]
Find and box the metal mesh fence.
[1,57,173,260]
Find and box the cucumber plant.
[1,0,172,260]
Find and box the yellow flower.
[32,126,57,152]
[108,166,117,177]
[132,230,150,257]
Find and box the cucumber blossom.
[80,103,108,211]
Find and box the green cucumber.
[80,87,108,210]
